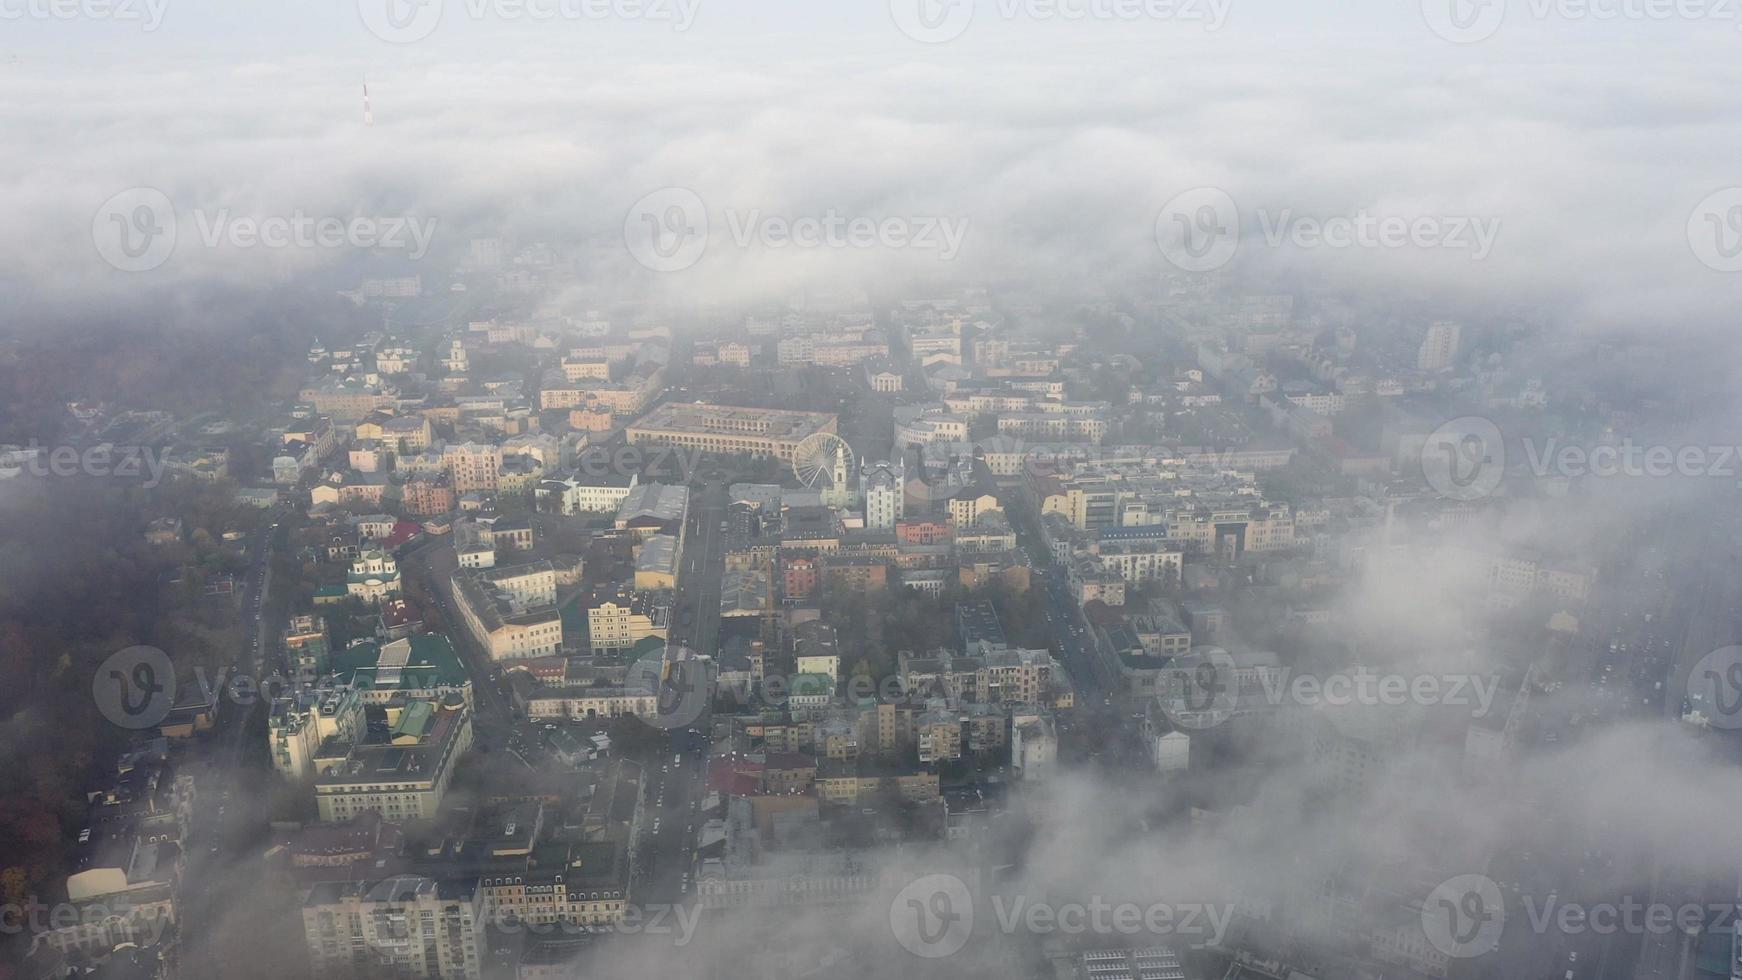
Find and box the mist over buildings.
[2,4,1740,980]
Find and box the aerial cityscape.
[1,4,1741,980]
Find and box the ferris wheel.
[792,433,855,490]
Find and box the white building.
[269,686,365,780]
[1151,730,1191,773]
[1417,320,1462,372]
[862,459,904,530]
[451,562,563,660]
[1012,711,1058,777]
[537,472,638,516]
[313,700,473,822]
[302,877,484,980]
[1078,947,1184,980]
[346,550,401,603]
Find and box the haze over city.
[1,3,1740,980]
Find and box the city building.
[626,402,837,462]
[269,684,365,779]
[537,472,638,516]
[634,533,681,590]
[1416,320,1462,372]
[332,634,474,706]
[862,459,904,530]
[615,481,689,540]
[284,614,332,683]
[585,589,672,651]
[1078,947,1184,980]
[312,699,474,822]
[443,441,503,493]
[301,877,484,979]
[347,550,402,603]
[451,561,563,660]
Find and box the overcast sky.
[1,1,1739,332]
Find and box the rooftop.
[629,402,835,440]
[331,634,470,692]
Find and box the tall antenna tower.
[363,78,374,127]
